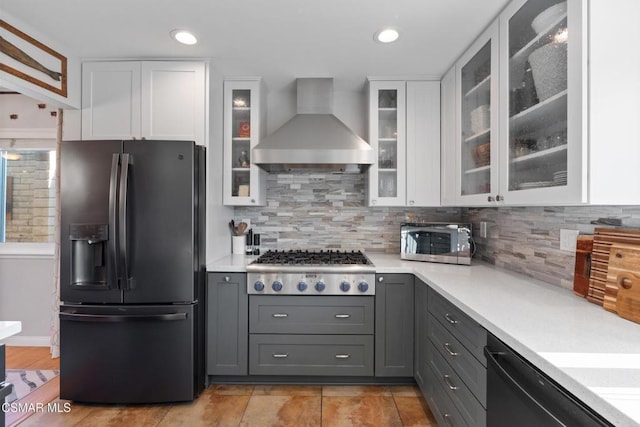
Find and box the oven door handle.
[484,348,564,425]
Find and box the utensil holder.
[232,235,245,255]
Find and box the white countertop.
[0,321,22,341]
[207,253,640,426]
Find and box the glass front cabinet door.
[499,0,584,204]
[457,22,500,205]
[367,80,406,206]
[223,79,266,206]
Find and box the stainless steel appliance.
[246,250,375,295]
[59,140,206,404]
[400,222,473,265]
[485,333,613,426]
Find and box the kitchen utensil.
[616,270,640,324]
[573,235,593,298]
[236,221,248,236]
[531,2,567,34]
[229,220,237,235]
[603,243,640,315]
[587,228,640,306]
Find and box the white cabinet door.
[406,81,440,207]
[456,21,500,206]
[223,79,266,206]
[81,61,206,145]
[81,62,141,140]
[440,66,459,206]
[141,62,206,145]
[498,0,585,205]
[367,80,407,207]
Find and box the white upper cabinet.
[498,0,581,205]
[456,22,500,206]
[367,79,440,207]
[444,0,640,206]
[223,78,266,206]
[82,61,206,145]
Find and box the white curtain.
[50,108,62,358]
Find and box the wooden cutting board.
[605,243,640,323]
[587,228,640,306]
[573,235,593,298]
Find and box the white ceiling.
[2,0,510,92]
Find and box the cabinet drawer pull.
[335,314,351,319]
[443,375,458,390]
[443,413,454,426]
[335,354,351,359]
[272,313,288,318]
[444,313,458,325]
[443,342,458,356]
[272,353,289,358]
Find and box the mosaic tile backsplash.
[233,172,640,289]
[234,172,461,253]
[464,206,640,289]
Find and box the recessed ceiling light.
[170,29,198,45]
[374,28,400,43]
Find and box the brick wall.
[5,151,55,242]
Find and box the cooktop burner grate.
[252,249,372,265]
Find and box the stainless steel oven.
[400,223,473,265]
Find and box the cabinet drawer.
[428,288,487,364]
[425,360,468,427]
[249,334,373,376]
[428,313,487,406]
[427,341,486,427]
[249,295,374,334]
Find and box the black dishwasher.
[484,334,613,427]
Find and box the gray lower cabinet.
[425,287,487,427]
[249,295,375,376]
[207,273,248,376]
[414,278,429,395]
[375,273,414,377]
[249,334,374,376]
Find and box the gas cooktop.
[246,249,376,295]
[251,249,372,266]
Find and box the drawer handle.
[444,313,458,325]
[443,375,458,391]
[335,354,351,359]
[272,353,289,358]
[272,313,288,318]
[443,342,458,356]
[335,314,351,319]
[443,413,454,426]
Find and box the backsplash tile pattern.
[234,172,461,253]
[464,206,640,289]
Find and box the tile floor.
[19,384,437,426]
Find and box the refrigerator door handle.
[108,153,121,289]
[118,153,132,290]
[60,312,188,322]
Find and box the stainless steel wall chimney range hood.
[252,78,374,173]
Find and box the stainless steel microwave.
[400,223,473,265]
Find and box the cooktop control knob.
[254,281,265,292]
[315,281,326,292]
[297,281,308,292]
[358,281,369,293]
[272,281,283,292]
[340,281,351,292]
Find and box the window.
[0,139,56,243]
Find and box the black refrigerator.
[59,139,206,404]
